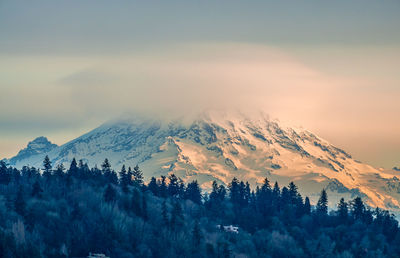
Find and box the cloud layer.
[0,43,399,168]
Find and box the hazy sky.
[0,0,399,168]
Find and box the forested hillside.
[0,157,399,257]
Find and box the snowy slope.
[8,136,58,165]
[6,110,400,211]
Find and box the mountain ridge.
[5,110,400,212]
[8,136,58,166]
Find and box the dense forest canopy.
[0,156,399,257]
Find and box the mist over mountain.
[6,110,400,213]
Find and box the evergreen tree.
[14,186,26,216]
[192,220,202,247]
[91,165,102,181]
[185,180,202,204]
[119,165,129,192]
[280,187,290,206]
[363,207,373,224]
[257,177,272,215]
[69,158,78,177]
[71,202,83,221]
[103,184,116,203]
[337,198,348,220]
[170,200,184,230]
[148,177,159,196]
[218,184,227,200]
[109,171,119,185]
[77,159,89,179]
[101,158,111,178]
[261,177,271,192]
[221,243,231,258]
[159,176,168,198]
[288,182,304,216]
[119,164,127,178]
[43,155,52,171]
[209,181,219,201]
[168,174,180,197]
[2,155,400,257]
[272,181,281,210]
[77,159,84,178]
[228,177,240,205]
[101,158,111,173]
[12,168,21,184]
[288,182,301,205]
[316,189,328,215]
[244,182,251,205]
[0,161,11,185]
[249,190,257,211]
[78,159,85,168]
[131,188,142,217]
[142,194,148,221]
[102,159,118,184]
[132,165,143,186]
[304,196,311,215]
[31,180,43,198]
[208,181,226,214]
[272,181,280,198]
[161,200,169,226]
[127,167,133,185]
[54,163,65,178]
[351,197,365,221]
[238,181,247,206]
[178,178,185,198]
[42,155,52,180]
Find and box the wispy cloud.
[0,42,399,167]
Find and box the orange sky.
[0,1,399,168]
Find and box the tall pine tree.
[316,189,328,215]
[338,198,347,217]
[132,165,143,186]
[185,180,202,204]
[42,155,52,181]
[119,165,129,193]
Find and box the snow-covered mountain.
[6,110,400,212]
[8,136,58,165]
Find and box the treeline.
[0,156,399,257]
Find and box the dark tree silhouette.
[337,198,348,220]
[168,174,180,197]
[185,180,202,204]
[0,158,399,257]
[132,165,143,186]
[304,196,311,215]
[119,165,129,192]
[351,197,365,221]
[14,186,26,216]
[103,184,116,203]
[31,180,43,198]
[316,189,328,215]
[192,220,202,247]
[69,158,78,177]
[148,177,158,196]
[42,155,52,180]
[0,161,11,185]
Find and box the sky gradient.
[0,0,399,168]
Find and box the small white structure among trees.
[217,225,239,234]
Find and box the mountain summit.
[8,136,58,166]
[6,110,400,211]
